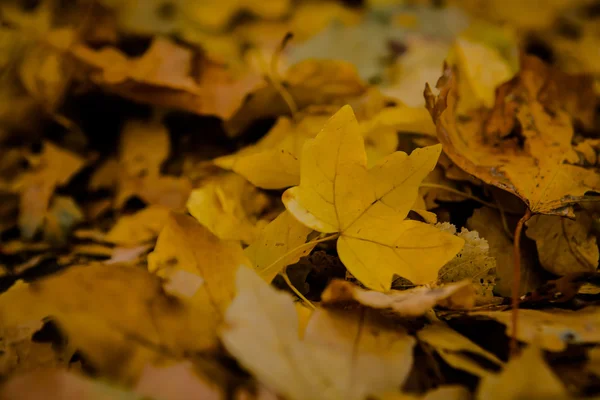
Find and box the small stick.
[510,207,532,355]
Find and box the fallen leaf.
[13,141,85,239]
[417,323,503,377]
[104,206,171,246]
[467,306,600,351]
[115,119,191,209]
[244,210,315,282]
[226,60,367,136]
[426,60,600,217]
[186,173,270,244]
[214,115,329,189]
[525,212,599,276]
[221,266,416,400]
[283,105,463,289]
[466,207,545,297]
[436,223,497,301]
[0,264,217,381]
[476,344,569,400]
[321,279,475,317]
[148,212,250,332]
[447,37,514,113]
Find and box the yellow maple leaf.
[282,105,464,290]
[186,173,270,244]
[104,205,171,246]
[245,210,315,282]
[221,266,415,400]
[148,212,250,322]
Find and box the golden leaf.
[0,264,216,381]
[221,266,415,400]
[417,323,503,377]
[283,105,464,289]
[186,173,270,244]
[426,59,600,217]
[476,344,569,400]
[148,212,250,324]
[468,306,600,351]
[245,210,314,282]
[104,205,171,246]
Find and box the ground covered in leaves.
[1,0,600,399]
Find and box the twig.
[510,207,532,356]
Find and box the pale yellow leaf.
[221,267,415,400]
[476,344,569,400]
[187,173,270,244]
[321,279,475,317]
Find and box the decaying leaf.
[221,267,415,400]
[244,210,315,282]
[525,212,599,276]
[321,279,475,316]
[476,344,569,400]
[283,105,464,290]
[436,223,497,301]
[426,58,600,217]
[186,173,270,244]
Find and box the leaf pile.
[1,0,600,399]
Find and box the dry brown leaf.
[466,207,546,297]
[71,37,260,120]
[525,212,599,276]
[426,59,600,217]
[321,279,475,317]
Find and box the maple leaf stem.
[418,183,499,210]
[281,268,316,310]
[264,33,299,121]
[510,207,532,356]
